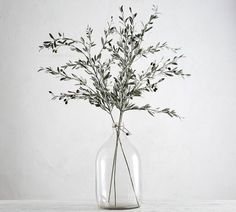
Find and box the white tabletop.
[0,200,236,212]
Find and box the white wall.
[0,0,236,200]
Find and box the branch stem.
[108,111,140,207]
[108,111,123,206]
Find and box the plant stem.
[107,112,117,204]
[113,142,117,206]
[108,137,118,203]
[108,111,140,207]
[113,111,123,206]
[108,111,123,206]
[118,137,140,207]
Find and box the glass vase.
[95,124,142,209]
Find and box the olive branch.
[38,5,189,118]
[38,5,190,208]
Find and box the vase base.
[99,205,140,210]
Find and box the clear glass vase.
[95,124,142,209]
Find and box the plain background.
[0,0,236,200]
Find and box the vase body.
[95,127,142,209]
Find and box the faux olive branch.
[38,5,190,208]
[38,5,190,119]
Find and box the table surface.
[0,200,236,212]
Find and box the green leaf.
[49,33,54,39]
[145,27,153,32]
[120,5,123,13]
[104,72,110,80]
[148,110,154,116]
[101,37,104,45]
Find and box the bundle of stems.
[107,111,140,207]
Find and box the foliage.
[38,5,190,119]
